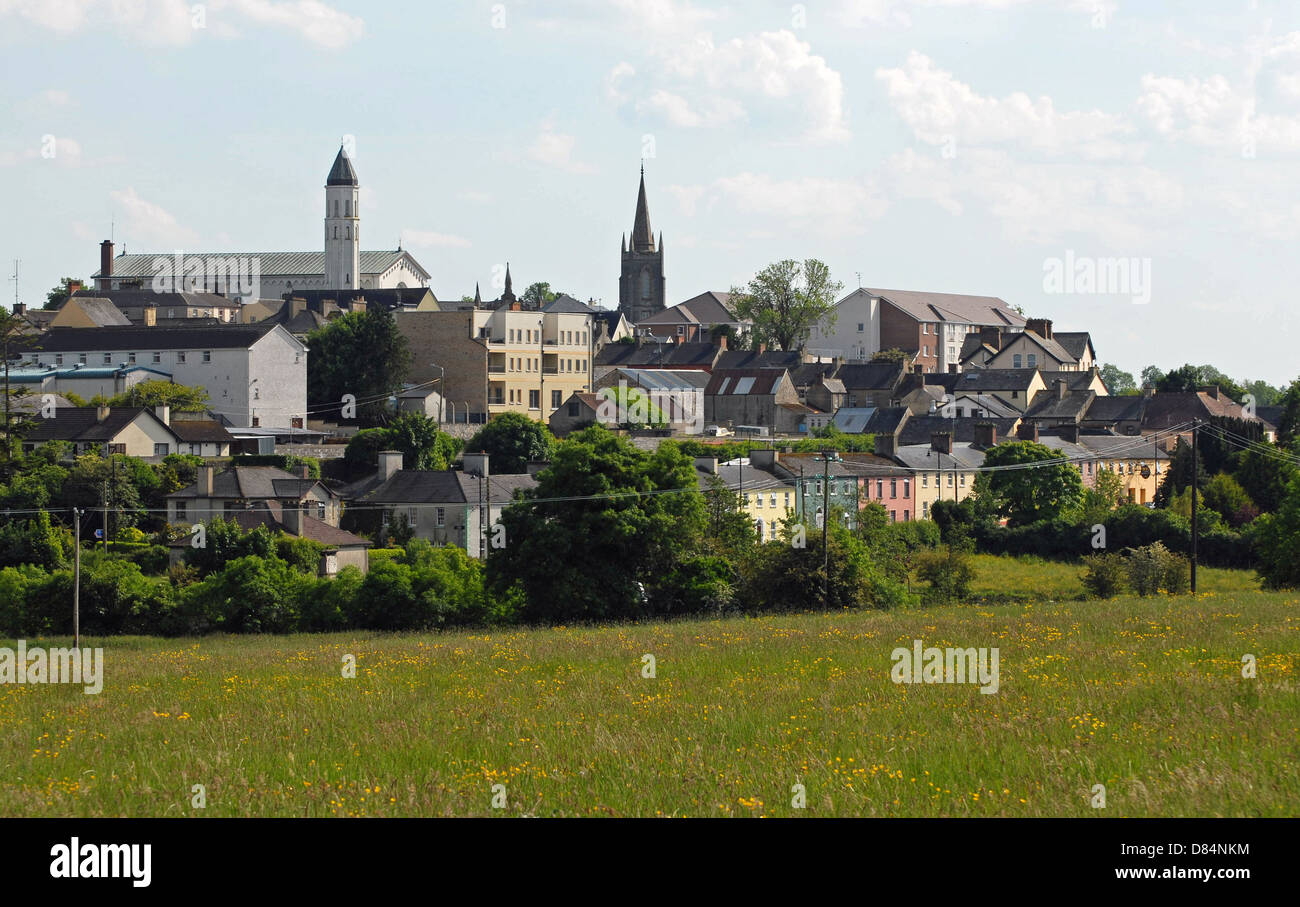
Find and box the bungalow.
[167,464,343,526]
[22,405,182,458]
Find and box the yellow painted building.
[472,306,594,421]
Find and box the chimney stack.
[298,464,311,479]
[693,456,719,475]
[1057,423,1080,443]
[979,326,1001,351]
[1026,317,1054,340]
[378,449,403,481]
[750,448,777,469]
[13,302,25,316]
[1016,421,1039,443]
[95,404,110,423]
[973,422,997,449]
[1056,378,1068,400]
[98,240,114,290]
[875,432,896,458]
[154,404,170,426]
[281,503,303,537]
[198,464,214,497]
[462,451,490,478]
[930,432,953,455]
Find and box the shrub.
[1124,542,1189,596]
[1081,553,1127,598]
[915,546,975,605]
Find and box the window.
[78,354,87,364]
[755,495,763,508]
[1027,353,1037,367]
[568,400,579,417]
[152,351,161,364]
[153,443,169,457]
[903,511,909,520]
[175,501,187,520]
[103,353,112,364]
[890,478,897,497]
[857,323,864,333]
[876,479,883,497]
[551,390,562,409]
[178,352,186,363]
[922,501,929,518]
[54,354,63,365]
[128,352,137,364]
[890,510,897,522]
[903,479,910,497]
[922,474,928,488]
[436,507,445,527]
[320,503,328,521]
[529,390,539,409]
[1013,354,1022,368]
[202,351,211,362]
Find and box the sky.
[2,0,1298,385]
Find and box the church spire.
[631,163,654,253]
[474,282,482,305]
[502,262,515,302]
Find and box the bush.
[1081,553,1127,598]
[1124,542,1189,596]
[914,546,975,604]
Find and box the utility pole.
[72,508,81,650]
[822,452,832,608]
[1191,418,1199,593]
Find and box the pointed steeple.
[474,282,482,305]
[502,262,515,302]
[326,145,358,187]
[621,232,627,254]
[630,163,654,253]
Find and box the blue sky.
[3,0,1299,384]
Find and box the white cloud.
[605,62,636,104]
[527,121,596,174]
[0,0,363,47]
[624,30,848,144]
[877,52,1133,159]
[109,187,200,247]
[676,172,887,236]
[401,229,472,250]
[1137,72,1300,152]
[834,0,1111,29]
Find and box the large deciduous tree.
[306,307,412,425]
[487,427,711,622]
[464,411,556,473]
[979,440,1085,526]
[729,259,842,352]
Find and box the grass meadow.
[1,558,1295,817]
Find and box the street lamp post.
[430,363,445,425]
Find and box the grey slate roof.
[93,250,416,280]
[24,407,178,444]
[867,287,1026,327]
[832,407,877,433]
[596,341,718,369]
[350,469,537,505]
[60,297,132,326]
[32,322,284,352]
[168,466,330,501]
[715,349,804,370]
[834,360,905,390]
[897,415,1019,446]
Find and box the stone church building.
[618,165,666,323]
[91,146,430,303]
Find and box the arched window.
[333,200,339,216]
[639,267,650,299]
[345,200,351,217]
[345,225,351,239]
[334,226,339,239]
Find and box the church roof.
[326,147,358,187]
[93,249,427,281]
[630,167,655,253]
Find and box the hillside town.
[2,146,1289,578]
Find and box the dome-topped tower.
[324,146,360,289]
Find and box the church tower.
[618,164,665,323]
[324,146,360,290]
